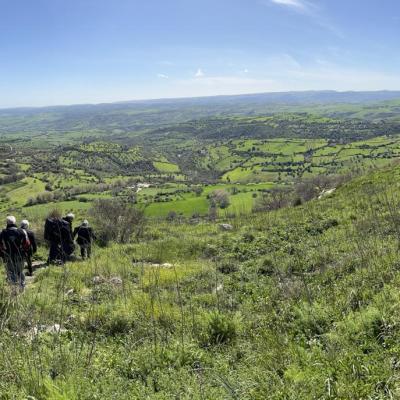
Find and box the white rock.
[109,277,123,285]
[92,276,106,284]
[318,188,336,200]
[46,324,67,334]
[219,223,233,231]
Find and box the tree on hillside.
[89,199,146,246]
[208,189,230,209]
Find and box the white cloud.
[268,0,343,38]
[157,73,169,79]
[195,68,205,78]
[270,0,308,10]
[243,68,249,73]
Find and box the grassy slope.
[2,165,400,398]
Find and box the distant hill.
[1,90,400,140]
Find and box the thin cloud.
[195,68,205,78]
[270,0,308,10]
[269,0,343,38]
[157,73,169,79]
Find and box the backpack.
[45,217,73,243]
[1,227,29,258]
[21,228,31,252]
[45,218,64,241]
[45,218,59,241]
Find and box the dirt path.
[25,261,47,286]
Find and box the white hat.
[21,219,29,229]
[66,213,75,219]
[82,220,89,227]
[6,216,16,225]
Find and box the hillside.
[1,91,400,143]
[2,164,400,398]
[2,91,400,222]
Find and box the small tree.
[89,199,146,246]
[193,186,204,197]
[209,189,230,209]
[254,187,292,212]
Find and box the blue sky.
[1,0,399,107]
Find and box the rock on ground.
[219,223,233,231]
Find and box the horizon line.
[1,88,400,111]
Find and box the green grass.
[5,177,46,207]
[4,164,400,397]
[23,199,93,221]
[144,196,209,217]
[153,161,180,173]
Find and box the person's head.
[6,216,16,226]
[82,219,89,227]
[20,219,29,229]
[65,212,75,222]
[48,209,61,219]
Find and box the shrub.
[209,189,230,209]
[217,262,238,274]
[254,187,292,212]
[89,199,146,246]
[166,211,178,221]
[203,312,237,345]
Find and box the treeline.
[253,173,353,212]
[0,173,25,185]
[149,114,400,142]
[25,180,138,206]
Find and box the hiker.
[20,219,37,276]
[0,216,30,289]
[44,211,75,264]
[63,213,75,235]
[73,220,96,259]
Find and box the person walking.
[73,220,96,259]
[20,219,37,276]
[0,216,30,290]
[63,213,75,235]
[44,211,75,264]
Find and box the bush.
[254,187,292,212]
[166,211,178,221]
[203,312,237,345]
[209,189,230,209]
[89,199,146,246]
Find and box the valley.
[2,92,400,398]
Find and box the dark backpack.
[44,218,60,241]
[45,218,72,242]
[1,227,29,258]
[21,229,31,252]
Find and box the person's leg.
[87,244,91,259]
[80,246,85,259]
[26,254,33,276]
[6,259,17,285]
[16,259,25,289]
[62,242,74,262]
[48,242,59,264]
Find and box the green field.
[1,133,400,221]
[3,94,400,397]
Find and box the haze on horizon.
[1,0,400,108]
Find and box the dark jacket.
[25,229,37,255]
[0,224,27,260]
[63,217,73,235]
[44,218,73,244]
[73,226,96,246]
